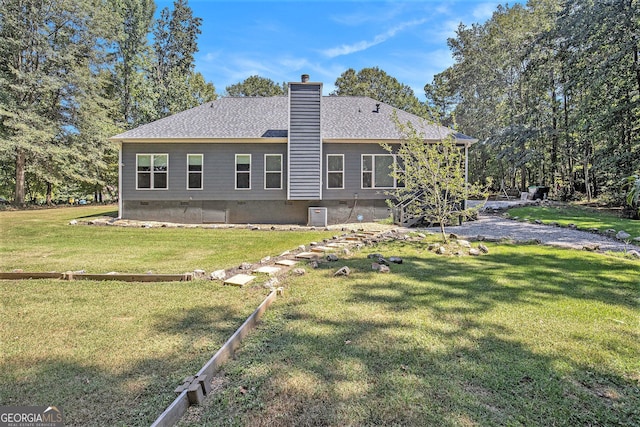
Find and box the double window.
[187,154,203,190]
[327,154,344,189]
[264,154,282,189]
[137,154,168,189]
[362,154,402,189]
[235,154,251,189]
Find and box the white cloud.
[321,18,428,58]
[472,2,501,20]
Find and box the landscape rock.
[292,268,306,275]
[260,256,271,264]
[436,246,447,255]
[616,231,631,240]
[69,220,78,225]
[239,262,253,270]
[298,245,306,251]
[367,253,383,259]
[389,256,403,264]
[457,239,471,248]
[377,257,389,265]
[193,269,207,279]
[634,237,640,242]
[326,254,339,262]
[211,270,226,280]
[534,220,543,224]
[280,250,290,257]
[334,266,351,277]
[469,248,481,256]
[478,244,489,254]
[371,262,380,270]
[583,244,600,252]
[567,223,577,229]
[605,229,616,235]
[309,260,319,269]
[378,265,390,273]
[627,250,640,259]
[449,233,459,239]
[428,243,440,251]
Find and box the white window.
[327,154,344,189]
[137,154,168,189]
[187,154,203,190]
[235,154,251,189]
[362,154,398,189]
[264,154,282,189]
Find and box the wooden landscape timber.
[0,272,193,282]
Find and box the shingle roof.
[111,95,476,143]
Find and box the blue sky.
[156,0,516,99]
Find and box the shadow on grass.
[1,304,256,427]
[76,210,118,219]
[179,243,639,426]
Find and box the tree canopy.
[225,75,286,97]
[0,0,216,205]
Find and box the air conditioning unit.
[308,207,327,227]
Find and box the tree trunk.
[15,148,26,206]
[440,222,447,243]
[584,155,591,202]
[46,182,53,206]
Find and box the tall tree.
[151,0,214,118]
[333,67,431,118]
[111,0,156,128]
[0,0,115,205]
[225,75,286,97]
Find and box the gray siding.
[121,142,287,201]
[288,83,322,200]
[323,143,398,201]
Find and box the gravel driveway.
[445,213,635,252]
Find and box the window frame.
[361,154,399,189]
[136,153,169,190]
[326,154,345,189]
[264,154,283,190]
[235,154,251,190]
[186,154,203,190]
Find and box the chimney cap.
[301,74,310,83]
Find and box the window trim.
[235,154,251,190]
[326,154,345,189]
[361,154,399,189]
[264,154,283,190]
[187,154,203,190]
[136,153,169,190]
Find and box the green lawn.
[0,206,336,426]
[0,206,336,273]
[2,207,639,426]
[179,241,639,426]
[507,204,640,238]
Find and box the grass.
[178,240,640,426]
[507,204,640,238]
[0,205,336,273]
[0,206,336,426]
[2,207,639,426]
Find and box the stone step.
[253,266,282,276]
[310,246,334,253]
[275,259,298,267]
[296,252,320,259]
[223,274,256,287]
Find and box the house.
[110,75,476,226]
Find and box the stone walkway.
[443,213,636,252]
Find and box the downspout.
[118,141,123,219]
[464,143,469,210]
